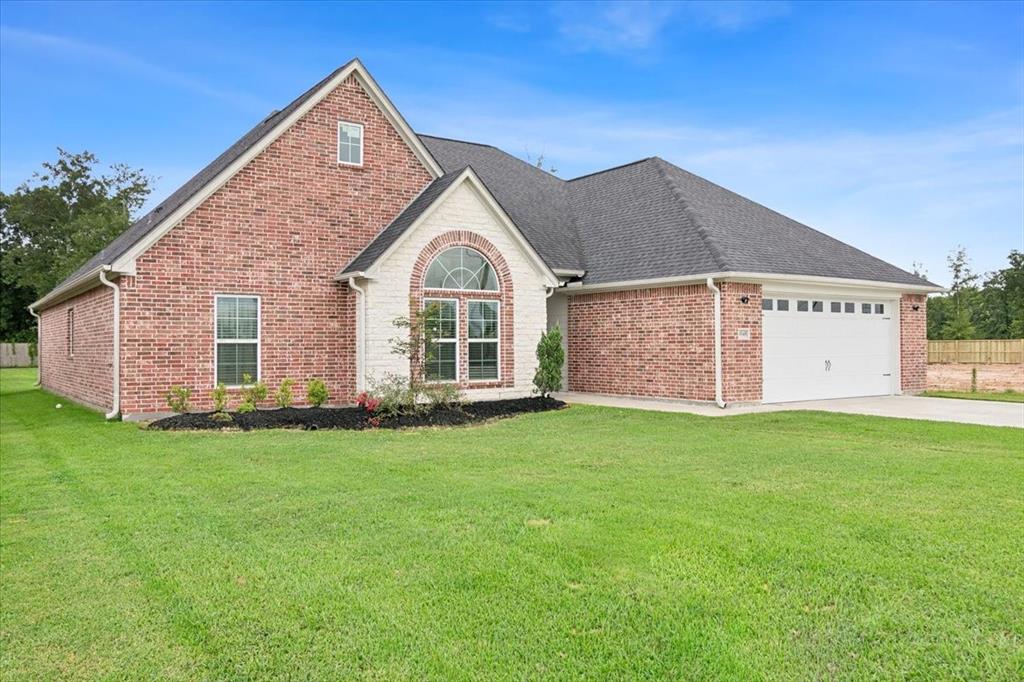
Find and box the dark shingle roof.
[340,169,465,276]
[418,138,933,287]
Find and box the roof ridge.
[652,158,728,272]
[566,157,655,183]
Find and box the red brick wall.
[409,231,515,389]
[39,286,114,411]
[117,74,432,415]
[566,285,715,400]
[720,282,763,403]
[900,293,927,393]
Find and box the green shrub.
[423,381,464,410]
[306,378,329,407]
[239,373,268,411]
[212,383,229,413]
[165,385,192,413]
[274,378,296,409]
[369,373,419,418]
[533,326,565,397]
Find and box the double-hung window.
[424,299,457,381]
[468,301,499,380]
[215,295,259,385]
[67,308,74,356]
[337,121,363,165]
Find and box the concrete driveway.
[555,392,1024,428]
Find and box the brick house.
[29,60,941,419]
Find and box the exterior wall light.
[740,296,750,304]
[912,304,921,311]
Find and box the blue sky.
[1,1,1021,286]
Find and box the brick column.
[900,294,927,393]
[720,282,763,403]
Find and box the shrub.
[274,378,296,409]
[239,373,268,411]
[211,383,229,413]
[306,378,329,407]
[533,326,565,397]
[356,391,381,414]
[369,373,419,418]
[165,385,192,413]
[423,381,464,410]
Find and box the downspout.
[347,278,366,393]
[27,306,41,386]
[98,268,120,419]
[705,277,726,408]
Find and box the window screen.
[216,296,259,385]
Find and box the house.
[29,59,942,419]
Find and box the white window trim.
[423,247,500,293]
[424,297,458,383]
[67,308,74,357]
[213,294,261,388]
[467,299,500,383]
[337,120,364,167]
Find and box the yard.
[1,368,1021,680]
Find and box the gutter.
[705,277,726,409]
[347,278,366,393]
[98,268,121,419]
[27,307,41,386]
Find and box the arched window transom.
[424,247,499,291]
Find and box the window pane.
[424,247,499,291]
[762,298,773,311]
[831,302,842,313]
[797,300,809,312]
[338,123,363,164]
[468,301,498,339]
[217,342,257,385]
[777,299,790,311]
[845,302,855,313]
[468,342,498,380]
[862,303,872,314]
[424,299,456,339]
[425,340,456,381]
[875,303,885,314]
[217,296,258,341]
[812,301,823,312]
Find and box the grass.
[1,368,1022,680]
[920,389,1024,403]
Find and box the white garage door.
[762,295,896,403]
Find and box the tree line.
[922,247,1024,340]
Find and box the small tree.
[533,326,564,397]
[390,299,441,390]
[274,378,296,408]
[306,378,329,407]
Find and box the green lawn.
[1,368,1022,680]
[921,389,1024,403]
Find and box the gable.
[34,60,441,310]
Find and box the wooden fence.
[927,339,1024,364]
[0,342,37,368]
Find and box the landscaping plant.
[210,383,232,422]
[306,378,329,407]
[165,385,192,413]
[533,325,564,397]
[238,373,268,412]
[274,378,296,409]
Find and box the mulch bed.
[148,396,566,431]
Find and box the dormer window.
[337,121,363,166]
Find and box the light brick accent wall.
[39,286,114,411]
[117,74,432,416]
[900,293,927,393]
[720,282,763,403]
[363,181,549,398]
[566,285,715,400]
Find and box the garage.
[762,293,898,403]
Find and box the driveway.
[555,392,1024,428]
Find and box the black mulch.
[147,396,566,431]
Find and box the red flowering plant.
[356,391,382,425]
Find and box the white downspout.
[28,306,41,386]
[706,277,726,408]
[347,278,366,393]
[98,268,120,419]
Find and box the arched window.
[424,247,499,291]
